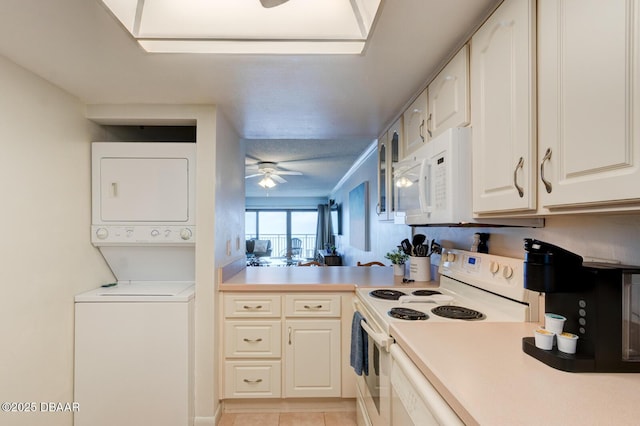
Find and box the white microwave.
[394,128,542,227]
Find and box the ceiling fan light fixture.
[258,175,277,189]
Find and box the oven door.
[389,344,464,426]
[353,299,392,426]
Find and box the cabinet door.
[284,320,341,398]
[377,118,403,221]
[538,0,640,209]
[402,89,429,157]
[376,131,390,220]
[100,157,190,222]
[471,0,537,213]
[428,44,470,139]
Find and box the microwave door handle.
[419,161,432,214]
[360,320,392,352]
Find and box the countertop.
[220,265,438,292]
[390,321,640,426]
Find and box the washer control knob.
[180,228,193,241]
[446,252,456,262]
[503,265,514,279]
[150,229,160,237]
[164,229,172,237]
[489,261,500,274]
[95,228,108,239]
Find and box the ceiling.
[0,0,500,198]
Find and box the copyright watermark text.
[1,402,79,413]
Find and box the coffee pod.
[557,332,579,354]
[534,328,554,350]
[544,313,566,335]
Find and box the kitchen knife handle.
[513,157,524,198]
[540,148,553,193]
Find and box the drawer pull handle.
[243,305,263,310]
[243,378,263,384]
[304,304,323,310]
[243,338,263,343]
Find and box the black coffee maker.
[522,238,640,372]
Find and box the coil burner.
[370,289,407,301]
[431,305,485,321]
[388,307,429,321]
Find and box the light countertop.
[219,265,438,292]
[390,321,640,426]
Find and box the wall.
[332,140,640,273]
[0,55,114,426]
[330,145,411,266]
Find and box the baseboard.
[194,415,216,426]
[222,398,356,414]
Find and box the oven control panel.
[439,249,532,304]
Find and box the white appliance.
[75,141,197,426]
[91,141,196,244]
[352,250,539,426]
[394,128,542,227]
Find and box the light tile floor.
[218,411,356,426]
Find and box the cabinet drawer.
[284,294,341,317]
[224,294,281,318]
[224,320,281,358]
[224,360,281,398]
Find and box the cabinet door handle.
[243,338,263,343]
[540,148,553,193]
[111,182,118,197]
[419,119,425,142]
[304,305,323,310]
[513,157,525,198]
[375,202,381,215]
[243,378,263,384]
[243,305,263,310]
[288,327,292,345]
[426,113,433,138]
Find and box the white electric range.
[352,249,540,426]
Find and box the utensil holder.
[409,256,431,282]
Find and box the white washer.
[74,281,194,426]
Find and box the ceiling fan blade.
[245,173,262,179]
[271,174,287,183]
[276,171,303,176]
[260,0,289,8]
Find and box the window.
[246,209,317,259]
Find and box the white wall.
[330,147,411,266]
[0,55,114,426]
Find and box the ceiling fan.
[245,161,302,188]
[260,0,290,8]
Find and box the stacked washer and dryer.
[74,142,196,426]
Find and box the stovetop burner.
[412,289,442,296]
[431,305,485,321]
[370,289,407,300]
[388,307,429,321]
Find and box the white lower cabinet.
[222,292,343,400]
[284,319,341,397]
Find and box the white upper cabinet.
[538,0,640,210]
[402,88,429,157]
[377,118,402,221]
[471,0,537,214]
[428,45,470,139]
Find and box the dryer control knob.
[95,228,108,239]
[180,228,193,241]
[446,252,456,262]
[489,261,500,274]
[150,229,160,237]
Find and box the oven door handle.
[360,320,392,352]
